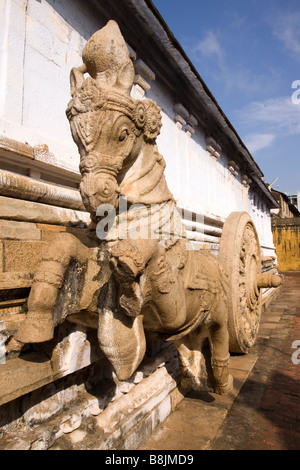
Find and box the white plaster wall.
[0,0,104,172]
[147,79,250,220]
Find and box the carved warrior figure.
[16,20,281,394]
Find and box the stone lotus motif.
[15,20,281,395]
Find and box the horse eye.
[79,163,87,175]
[119,128,129,141]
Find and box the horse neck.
[118,143,174,205]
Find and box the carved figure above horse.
[15,21,281,395]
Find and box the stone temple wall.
[0,0,281,450]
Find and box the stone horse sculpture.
[16,20,281,395]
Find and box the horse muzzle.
[80,171,120,215]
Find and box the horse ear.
[116,60,135,95]
[70,64,87,96]
[143,99,163,142]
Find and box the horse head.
[66,20,163,221]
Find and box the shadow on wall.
[44,0,109,40]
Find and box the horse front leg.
[15,232,90,344]
[173,334,204,393]
[208,295,233,395]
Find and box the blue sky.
[152,0,300,194]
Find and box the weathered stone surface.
[37,223,86,242]
[51,350,180,450]
[0,352,53,406]
[3,240,47,272]
[0,219,41,241]
[0,326,103,407]
[94,367,176,449]
[0,271,33,289]
[0,341,181,450]
[0,195,90,226]
[0,169,85,211]
[0,241,3,272]
[0,136,34,160]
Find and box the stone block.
[0,220,41,241]
[0,136,33,160]
[3,240,47,272]
[0,169,84,211]
[37,223,86,242]
[170,387,185,411]
[0,271,33,289]
[38,223,67,242]
[0,241,3,272]
[0,195,90,226]
[0,352,53,406]
[52,328,95,376]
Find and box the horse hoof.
[212,374,233,395]
[15,314,54,344]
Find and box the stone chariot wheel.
[219,211,263,354]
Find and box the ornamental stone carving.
[15,20,281,395]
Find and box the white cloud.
[236,96,300,136]
[191,30,278,96]
[272,11,300,55]
[194,31,223,59]
[221,67,272,95]
[244,133,276,153]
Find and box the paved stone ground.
[140,272,300,451]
